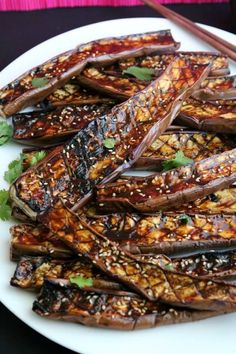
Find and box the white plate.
[0,17,236,354]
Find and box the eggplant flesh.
[33,279,221,330]
[97,148,236,212]
[177,98,236,134]
[39,79,115,109]
[0,30,180,117]
[10,58,210,220]
[38,200,236,311]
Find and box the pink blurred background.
[0,0,229,11]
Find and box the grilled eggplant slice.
[134,131,236,171]
[78,52,229,99]
[192,75,236,105]
[10,224,74,261]
[33,279,221,330]
[97,148,236,212]
[177,98,236,134]
[85,213,236,256]
[171,252,236,282]
[12,103,113,146]
[11,256,123,291]
[40,79,115,109]
[0,30,180,117]
[10,58,210,220]
[39,200,236,311]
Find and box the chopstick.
[141,0,236,62]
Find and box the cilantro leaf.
[70,276,93,288]
[0,122,13,146]
[0,189,11,221]
[162,151,194,172]
[4,153,25,184]
[31,77,49,88]
[30,150,46,166]
[103,138,116,149]
[123,66,155,81]
[178,214,192,225]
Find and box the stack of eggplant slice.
[2,30,236,330]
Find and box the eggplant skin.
[33,279,222,330]
[39,199,236,311]
[177,98,236,134]
[12,103,113,146]
[10,58,210,220]
[97,148,236,213]
[0,30,180,117]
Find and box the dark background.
[1,3,236,354]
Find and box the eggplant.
[97,148,236,212]
[192,75,236,104]
[10,256,123,291]
[10,224,74,261]
[177,97,236,134]
[38,200,236,311]
[0,30,180,117]
[86,212,236,256]
[171,252,236,282]
[12,103,114,146]
[33,279,221,330]
[78,52,229,99]
[10,58,210,220]
[39,79,115,109]
[134,131,236,171]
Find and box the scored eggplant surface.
[38,199,236,311]
[12,103,114,146]
[11,256,123,291]
[78,52,229,99]
[33,279,220,330]
[192,75,236,104]
[39,78,115,109]
[135,131,236,170]
[97,148,236,212]
[177,98,236,134]
[0,30,179,117]
[10,58,210,220]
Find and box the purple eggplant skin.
[0,30,180,117]
[33,279,223,330]
[10,58,211,221]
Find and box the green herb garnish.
[103,138,116,149]
[31,77,49,88]
[70,276,93,288]
[165,263,174,271]
[123,66,155,81]
[4,153,25,184]
[30,150,46,166]
[178,214,192,225]
[161,151,193,172]
[0,189,11,221]
[0,122,13,146]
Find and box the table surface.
[1,3,236,354]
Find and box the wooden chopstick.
[142,0,236,62]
